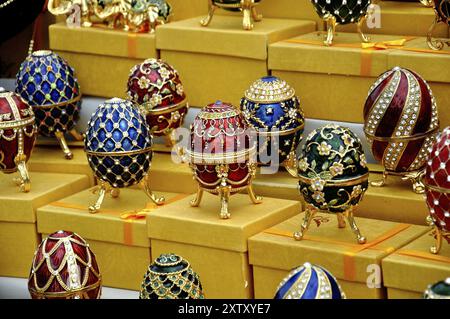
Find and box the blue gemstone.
[50,90,60,103]
[47,72,56,83]
[105,119,114,132]
[41,81,51,94]
[35,73,42,85]
[56,79,65,91]
[34,91,45,105]
[128,127,137,140]
[137,135,146,148]
[26,83,36,95]
[261,76,277,83]
[122,137,132,150]
[112,129,123,142]
[105,139,115,152]
[97,128,106,143]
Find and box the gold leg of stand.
[251,3,262,21]
[110,188,120,198]
[337,213,346,229]
[371,170,387,187]
[219,185,231,219]
[242,1,253,30]
[357,16,370,43]
[55,131,73,160]
[142,175,165,205]
[14,155,31,193]
[200,0,216,26]
[284,151,298,178]
[89,182,107,214]
[190,186,204,207]
[294,206,316,241]
[69,128,84,141]
[324,15,336,46]
[427,16,446,50]
[247,183,263,204]
[344,207,366,244]
[430,227,443,254]
[401,170,426,194]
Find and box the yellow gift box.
[0,172,90,278]
[36,187,189,290]
[28,146,95,187]
[147,192,301,298]
[248,213,429,299]
[270,31,450,127]
[217,1,447,37]
[49,22,158,98]
[156,16,316,108]
[382,230,450,299]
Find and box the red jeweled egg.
[0,90,37,192]
[28,230,102,299]
[126,58,188,140]
[424,127,450,254]
[363,67,439,192]
[186,101,260,219]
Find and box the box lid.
[269,32,400,77]
[147,192,301,252]
[49,23,156,59]
[0,172,90,223]
[156,16,316,60]
[248,213,428,284]
[37,188,188,248]
[28,146,95,186]
[382,230,450,293]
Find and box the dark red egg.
[28,230,102,299]
[126,59,188,140]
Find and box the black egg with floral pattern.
[295,124,369,244]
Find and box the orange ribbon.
[395,249,450,264]
[127,33,138,59]
[264,223,410,281]
[49,193,189,246]
[285,35,418,77]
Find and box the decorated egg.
[240,76,304,174]
[200,0,263,30]
[274,262,346,299]
[140,253,204,299]
[363,67,439,194]
[424,126,450,255]
[148,0,172,22]
[311,0,371,45]
[0,90,37,192]
[15,50,82,159]
[85,98,164,213]
[28,230,101,299]
[127,58,188,146]
[427,0,450,50]
[296,124,368,244]
[186,101,262,219]
[424,278,450,299]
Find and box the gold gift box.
[382,230,450,299]
[49,22,158,98]
[270,32,450,127]
[248,213,429,299]
[28,146,96,187]
[156,16,315,108]
[218,1,447,37]
[0,172,90,278]
[37,187,188,290]
[147,193,301,298]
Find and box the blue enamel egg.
[241,76,304,165]
[15,50,81,138]
[274,262,346,299]
[85,98,153,188]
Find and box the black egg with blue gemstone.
[15,50,82,159]
[241,76,304,174]
[85,98,164,213]
[274,262,346,299]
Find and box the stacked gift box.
[0,0,449,299]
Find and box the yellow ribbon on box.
[264,223,410,282]
[49,193,189,246]
[395,249,450,264]
[91,24,139,58]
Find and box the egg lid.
[0,90,35,129]
[425,278,450,299]
[244,76,295,104]
[147,254,190,275]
